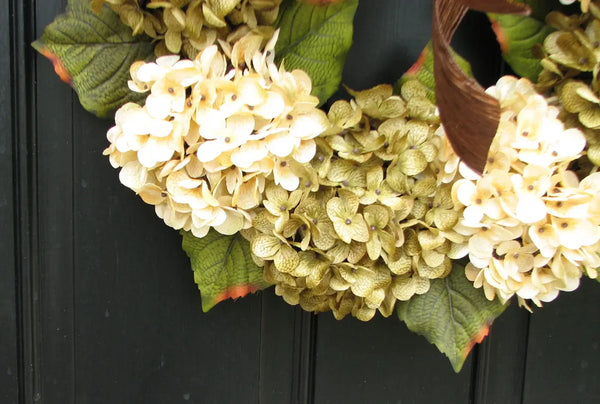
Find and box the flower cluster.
[103,31,330,238]
[449,76,600,307]
[243,81,467,321]
[537,2,600,165]
[95,0,281,57]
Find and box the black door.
[3,0,599,403]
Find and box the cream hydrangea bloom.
[244,80,468,321]
[449,76,599,308]
[104,30,330,237]
[559,0,590,12]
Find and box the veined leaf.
[275,0,359,105]
[181,230,271,312]
[489,13,555,81]
[397,41,473,103]
[397,263,507,372]
[32,0,154,118]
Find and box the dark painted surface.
[2,0,20,402]
[3,1,600,403]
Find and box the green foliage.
[181,230,271,312]
[488,11,555,81]
[275,0,359,105]
[397,263,507,372]
[32,0,154,118]
[396,41,473,103]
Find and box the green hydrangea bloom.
[243,80,466,321]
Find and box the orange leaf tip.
[39,46,72,85]
[406,47,428,76]
[215,284,261,304]
[462,323,491,358]
[490,17,510,54]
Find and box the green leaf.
[181,230,271,312]
[275,0,359,105]
[32,0,154,118]
[488,12,555,81]
[396,40,473,103]
[397,263,507,372]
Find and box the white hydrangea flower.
[104,30,330,237]
[447,76,599,308]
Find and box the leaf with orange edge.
[32,0,154,118]
[432,0,530,174]
[396,40,473,104]
[488,1,555,81]
[181,230,271,312]
[397,262,507,372]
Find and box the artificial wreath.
[34,0,600,371]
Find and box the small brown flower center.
[345,218,352,225]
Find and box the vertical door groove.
[10,0,41,402]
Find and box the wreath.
[34,0,600,372]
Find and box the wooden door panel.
[5,0,600,403]
[522,279,600,404]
